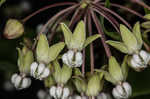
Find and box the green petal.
[133,22,143,49]
[106,40,128,54]
[120,24,138,54]
[109,56,124,82]
[60,23,72,48]
[36,34,49,64]
[83,34,101,48]
[70,21,86,50]
[48,42,65,62]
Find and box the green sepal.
[73,68,82,76]
[48,42,65,62]
[109,56,124,82]
[53,60,61,84]
[106,40,128,54]
[44,75,56,88]
[83,34,101,48]
[120,24,138,54]
[141,21,150,29]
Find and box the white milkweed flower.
[130,50,150,71]
[112,82,132,99]
[30,62,50,80]
[62,50,83,67]
[11,73,31,90]
[97,93,112,99]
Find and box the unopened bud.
[4,19,24,39]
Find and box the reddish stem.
[93,6,120,33]
[22,2,76,23]
[132,0,150,11]
[94,3,132,29]
[88,10,95,74]
[91,10,112,58]
[100,2,144,19]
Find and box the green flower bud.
[86,74,101,96]
[141,21,150,29]
[144,14,150,20]
[4,19,24,39]
[17,46,34,74]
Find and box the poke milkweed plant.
[2,0,150,99]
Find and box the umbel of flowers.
[61,21,100,68]
[11,46,34,89]
[107,22,150,72]
[30,34,65,80]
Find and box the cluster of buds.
[49,86,70,99]
[30,62,50,80]
[130,50,150,71]
[61,21,100,68]
[11,73,31,90]
[112,82,132,99]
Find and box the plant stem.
[93,6,120,33]
[94,3,132,29]
[22,2,76,23]
[100,2,144,19]
[88,9,95,74]
[91,10,112,58]
[132,0,150,11]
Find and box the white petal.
[40,68,50,79]
[67,50,74,65]
[14,75,22,88]
[62,88,70,99]
[97,93,107,99]
[37,63,45,77]
[132,54,141,63]
[11,73,18,84]
[21,78,31,88]
[140,50,150,64]
[49,86,56,98]
[30,62,38,77]
[112,87,122,99]
[56,86,63,98]
[123,82,132,97]
[62,53,70,66]
[116,85,124,97]
[75,52,83,67]
[131,58,141,68]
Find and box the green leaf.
[0,0,5,6]
[83,34,101,48]
[109,56,124,82]
[60,23,72,48]
[17,48,23,69]
[105,0,110,8]
[120,24,138,54]
[121,55,129,81]
[133,22,143,49]
[48,42,65,62]
[71,21,86,50]
[106,40,129,54]
[36,34,49,64]
[144,8,150,15]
